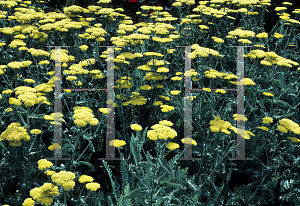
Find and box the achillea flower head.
[79,175,94,183]
[37,159,53,170]
[86,182,100,191]
[166,142,180,150]
[109,139,126,147]
[51,171,76,190]
[130,124,142,131]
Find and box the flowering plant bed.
[0,0,300,205]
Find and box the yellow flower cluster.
[8,39,26,48]
[109,139,126,147]
[7,60,32,69]
[51,171,76,190]
[78,175,94,183]
[0,122,31,146]
[181,137,197,146]
[277,118,300,135]
[166,142,180,150]
[260,51,299,68]
[233,114,248,121]
[99,108,112,114]
[30,183,59,206]
[204,69,227,79]
[45,170,56,176]
[191,44,224,58]
[130,124,143,131]
[262,117,273,124]
[42,113,66,125]
[274,32,284,39]
[50,48,74,63]
[64,64,88,78]
[0,65,7,75]
[37,159,53,170]
[27,48,50,57]
[140,85,152,90]
[128,92,147,106]
[229,78,255,86]
[22,198,35,206]
[79,58,96,67]
[256,32,268,38]
[79,45,88,51]
[160,104,175,112]
[258,126,269,131]
[7,86,51,107]
[183,69,198,77]
[73,106,99,127]
[212,36,224,43]
[147,121,177,141]
[244,49,266,59]
[215,89,226,94]
[30,129,42,135]
[263,92,274,97]
[86,182,101,191]
[228,28,256,38]
[115,76,133,89]
[209,116,254,139]
[170,90,181,95]
[48,143,62,151]
[84,26,107,40]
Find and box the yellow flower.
[30,183,59,205]
[263,92,274,97]
[274,32,283,39]
[233,114,248,121]
[130,124,142,131]
[181,137,197,146]
[287,137,300,142]
[238,39,252,44]
[86,182,100,191]
[274,7,287,12]
[213,37,224,43]
[64,89,72,93]
[99,108,112,114]
[215,89,226,94]
[37,159,53,170]
[166,142,180,150]
[98,0,111,3]
[262,117,273,124]
[258,126,269,131]
[79,45,88,51]
[24,79,35,83]
[170,90,181,95]
[30,129,42,135]
[22,198,35,206]
[79,175,94,183]
[66,76,77,81]
[48,143,61,151]
[159,120,173,127]
[2,89,14,94]
[5,107,13,112]
[256,32,268,38]
[51,171,76,190]
[277,125,288,133]
[172,2,182,7]
[44,170,56,176]
[109,139,126,148]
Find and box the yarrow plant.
[0,0,300,205]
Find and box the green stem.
[64,191,67,206]
[84,190,92,204]
[75,185,86,206]
[75,143,90,162]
